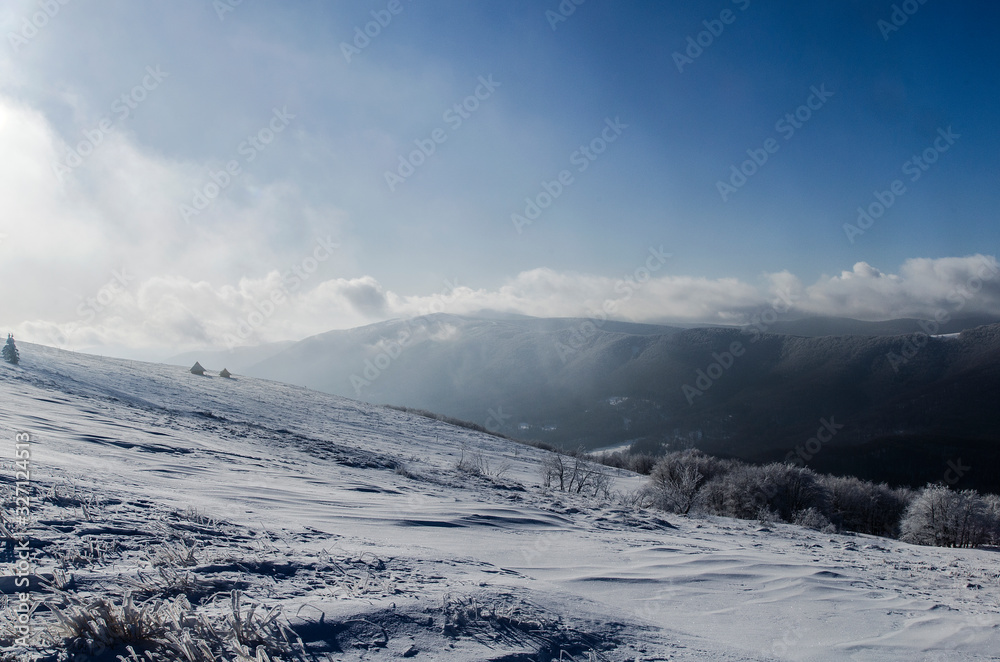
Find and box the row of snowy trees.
[643,449,1000,547]
[899,484,1000,548]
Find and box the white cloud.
[800,256,1000,320]
[11,255,998,359]
[0,92,349,356]
[1,54,996,360]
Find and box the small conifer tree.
[2,334,19,365]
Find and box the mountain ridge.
[177,315,1000,484]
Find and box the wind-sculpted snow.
[1,342,998,660]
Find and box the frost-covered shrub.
[982,494,1000,546]
[645,452,821,520]
[793,507,834,532]
[646,450,736,515]
[649,460,702,514]
[757,463,829,522]
[755,506,780,527]
[639,449,999,545]
[695,461,829,523]
[821,475,910,537]
[899,484,996,548]
[599,451,659,475]
[699,464,773,520]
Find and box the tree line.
[600,448,1000,548]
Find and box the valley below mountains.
[171,314,1000,493]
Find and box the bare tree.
[649,460,703,514]
[541,452,567,490]
[542,451,613,499]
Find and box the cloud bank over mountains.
[14,250,999,359]
[1,69,995,358]
[3,2,998,360]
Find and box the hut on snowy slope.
[219,368,232,378]
[190,361,206,375]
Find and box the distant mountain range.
[166,314,1000,491]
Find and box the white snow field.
[1,342,999,660]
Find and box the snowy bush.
[793,507,834,532]
[755,506,780,527]
[456,447,510,480]
[899,484,998,548]
[639,449,1000,546]
[647,450,735,514]
[694,463,820,523]
[598,450,659,475]
[699,464,772,520]
[757,463,829,522]
[820,475,910,537]
[648,456,703,514]
[982,494,1000,545]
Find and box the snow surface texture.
[0,343,998,660]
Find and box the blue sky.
[1,0,998,357]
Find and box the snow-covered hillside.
[1,343,998,660]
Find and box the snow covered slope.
[1,343,998,660]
